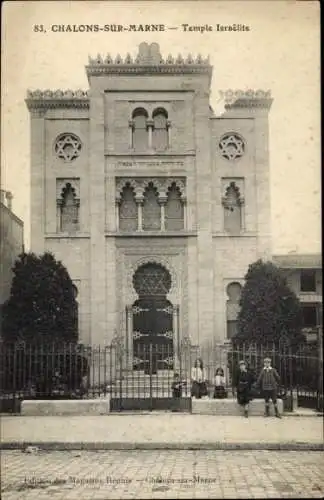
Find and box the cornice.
[86,63,212,78]
[25,89,90,111]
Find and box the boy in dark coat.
[256,357,282,418]
[235,360,254,418]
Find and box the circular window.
[54,133,82,161]
[219,133,245,161]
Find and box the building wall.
[27,45,272,348]
[0,196,24,306]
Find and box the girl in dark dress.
[213,368,227,399]
[236,360,254,417]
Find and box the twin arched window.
[130,108,169,151]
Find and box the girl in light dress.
[191,358,208,399]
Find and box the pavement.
[1,414,323,450]
[2,449,324,499]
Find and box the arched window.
[119,184,138,231]
[165,182,184,231]
[59,183,79,232]
[152,108,168,150]
[226,282,242,339]
[222,182,242,234]
[142,182,161,230]
[132,108,148,151]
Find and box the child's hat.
[263,357,271,362]
[239,360,246,365]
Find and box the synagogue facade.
[26,42,272,363]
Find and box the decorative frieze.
[86,42,211,78]
[25,89,89,110]
[116,160,185,168]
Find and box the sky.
[1,0,321,254]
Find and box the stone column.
[115,199,120,231]
[136,197,143,231]
[147,120,154,149]
[182,197,187,230]
[167,120,171,148]
[159,196,167,231]
[128,120,134,149]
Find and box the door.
[133,297,173,374]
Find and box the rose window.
[219,133,245,161]
[54,133,82,161]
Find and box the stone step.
[192,398,284,416]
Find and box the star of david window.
[219,133,245,161]
[133,263,171,297]
[54,133,82,161]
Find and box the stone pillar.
[89,91,107,346]
[194,91,214,346]
[30,111,46,253]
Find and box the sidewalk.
[1,414,323,451]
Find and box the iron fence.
[0,339,322,412]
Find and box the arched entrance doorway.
[132,263,174,374]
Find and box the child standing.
[191,358,208,399]
[236,360,254,417]
[213,368,227,399]
[171,373,185,412]
[256,357,282,418]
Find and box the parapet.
[86,42,212,79]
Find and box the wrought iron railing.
[0,339,322,412]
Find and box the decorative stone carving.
[115,177,186,201]
[27,89,89,99]
[219,133,245,161]
[56,178,80,200]
[86,43,211,78]
[222,181,244,208]
[25,89,89,110]
[54,133,82,161]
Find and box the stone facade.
[25,42,272,351]
[273,254,322,342]
[0,191,24,322]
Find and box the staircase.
[109,370,191,398]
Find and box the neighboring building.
[273,254,322,342]
[25,42,273,367]
[0,190,24,323]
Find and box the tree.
[235,259,305,346]
[2,252,78,344]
